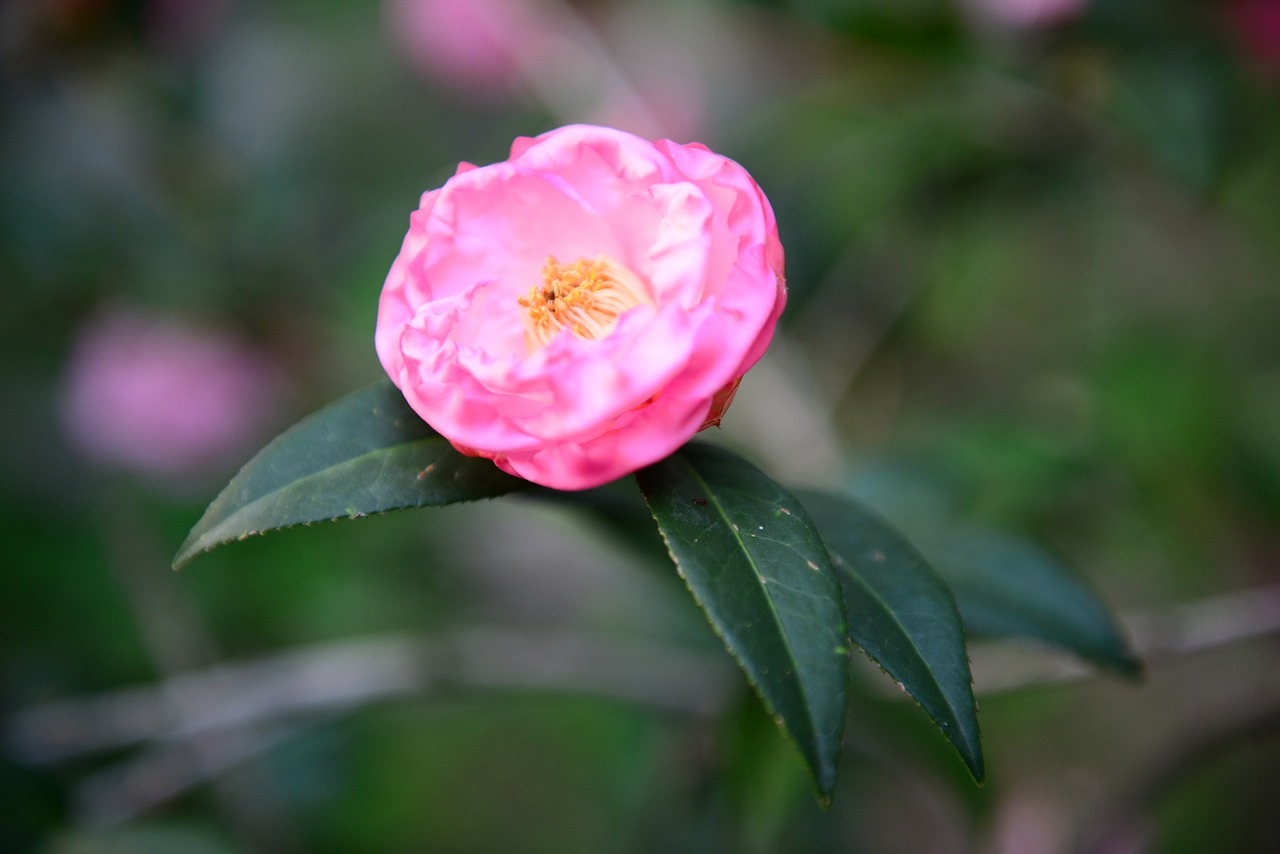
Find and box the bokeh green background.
[3,0,1279,851]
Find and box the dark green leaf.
[923,529,1141,677]
[1112,49,1234,191]
[636,444,849,800]
[174,381,526,569]
[798,489,984,784]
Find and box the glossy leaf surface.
[174,381,525,569]
[637,444,849,799]
[799,489,984,783]
[925,529,1141,677]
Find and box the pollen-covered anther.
[518,255,650,350]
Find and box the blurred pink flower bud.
[384,0,552,95]
[61,307,283,482]
[964,0,1088,30]
[1229,0,1280,78]
[376,124,786,491]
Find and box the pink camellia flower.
[376,124,786,491]
[61,307,282,482]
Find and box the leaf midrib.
[839,542,980,765]
[677,452,825,756]
[176,434,454,566]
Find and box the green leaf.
[923,529,1141,678]
[798,489,984,784]
[1112,49,1233,192]
[636,444,849,800]
[174,381,526,569]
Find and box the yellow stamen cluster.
[518,255,649,350]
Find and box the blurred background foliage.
[2,0,1279,851]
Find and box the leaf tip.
[815,762,840,803]
[172,515,225,571]
[170,534,204,572]
[955,725,986,785]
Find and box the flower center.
[518,255,650,350]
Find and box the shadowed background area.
[2,0,1279,852]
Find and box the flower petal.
[376,124,786,490]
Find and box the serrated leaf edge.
[638,453,848,798]
[836,559,984,783]
[801,491,984,783]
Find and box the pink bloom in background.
[964,0,1088,29]
[384,0,709,141]
[384,0,551,95]
[1230,0,1280,77]
[376,124,786,490]
[62,307,282,482]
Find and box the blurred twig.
[6,628,735,824]
[8,630,733,766]
[520,0,666,138]
[7,585,1280,826]
[72,726,300,830]
[966,584,1280,695]
[96,490,300,848]
[1073,700,1280,854]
